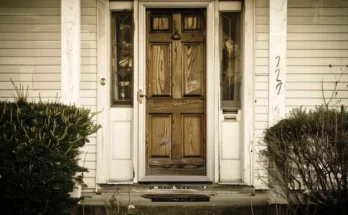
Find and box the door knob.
[100,78,106,86]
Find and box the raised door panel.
[149,114,172,158]
[183,114,204,157]
[182,43,204,96]
[183,15,202,31]
[148,43,172,97]
[151,15,171,31]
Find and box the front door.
[146,9,206,176]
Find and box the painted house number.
[275,56,283,95]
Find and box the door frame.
[135,0,219,182]
[97,0,254,185]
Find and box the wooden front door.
[146,9,206,176]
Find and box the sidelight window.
[111,12,133,106]
[220,12,241,109]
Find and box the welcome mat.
[141,194,210,202]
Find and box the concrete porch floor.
[75,184,271,215]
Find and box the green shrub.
[262,106,348,215]
[0,98,100,215]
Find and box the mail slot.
[224,115,237,121]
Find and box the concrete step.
[74,189,269,215]
[73,205,270,215]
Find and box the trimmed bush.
[262,106,348,215]
[0,98,100,215]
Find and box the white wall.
[0,0,98,191]
[285,0,348,111]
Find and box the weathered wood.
[183,115,203,157]
[172,113,182,159]
[147,99,204,113]
[183,43,204,96]
[183,15,201,30]
[172,14,182,99]
[149,34,205,43]
[149,115,172,157]
[152,16,170,30]
[148,158,205,175]
[146,9,206,176]
[148,43,172,96]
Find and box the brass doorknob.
[100,78,106,86]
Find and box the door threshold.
[139,176,212,183]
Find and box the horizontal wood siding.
[254,0,269,188]
[285,0,348,110]
[0,0,97,190]
[80,0,97,191]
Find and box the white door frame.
[97,0,254,185]
[134,0,219,182]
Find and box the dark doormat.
[141,194,210,202]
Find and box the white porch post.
[61,0,81,105]
[268,0,287,203]
[268,0,287,125]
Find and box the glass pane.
[220,12,241,108]
[112,12,133,105]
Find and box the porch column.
[61,0,81,105]
[268,0,287,125]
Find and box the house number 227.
[275,56,283,95]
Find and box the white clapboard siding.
[0,49,96,57]
[0,8,96,16]
[257,0,348,8]
[79,0,97,190]
[0,24,96,33]
[257,8,348,17]
[258,66,348,74]
[257,25,348,33]
[0,0,98,190]
[286,0,348,114]
[254,0,269,188]
[256,73,348,83]
[257,50,348,58]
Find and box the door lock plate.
[138,90,147,104]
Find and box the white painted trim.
[136,1,147,181]
[109,1,133,10]
[132,0,139,183]
[206,1,217,182]
[213,0,220,183]
[96,0,110,184]
[268,0,287,125]
[218,1,242,12]
[242,0,255,186]
[61,0,80,105]
[136,1,218,182]
[216,0,254,185]
[140,2,211,8]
